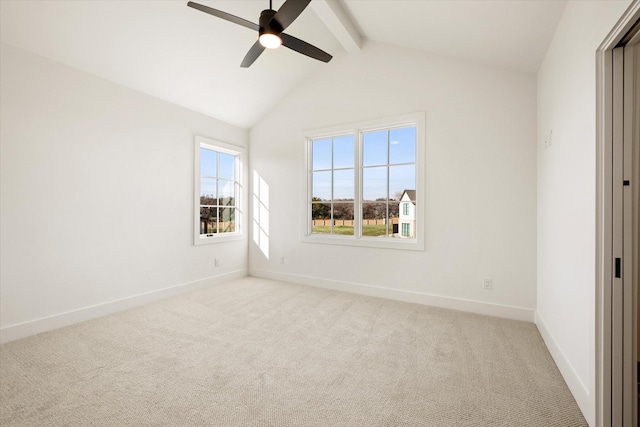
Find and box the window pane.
[219,208,235,233]
[200,148,217,177]
[332,203,354,235]
[333,169,354,200]
[311,203,331,234]
[219,180,235,205]
[200,207,217,235]
[200,178,217,205]
[219,153,235,180]
[333,135,354,169]
[312,139,331,170]
[362,202,388,237]
[362,166,387,202]
[389,126,416,164]
[312,171,331,201]
[389,165,415,201]
[363,130,388,166]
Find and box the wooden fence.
[312,218,399,226]
[200,221,234,234]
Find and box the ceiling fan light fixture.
[259,32,282,49]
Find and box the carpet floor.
[0,277,587,426]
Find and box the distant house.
[398,190,416,238]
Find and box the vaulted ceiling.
[0,0,567,129]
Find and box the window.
[305,112,425,250]
[310,134,356,236]
[194,136,245,245]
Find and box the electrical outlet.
[214,258,219,267]
[280,256,285,265]
[483,278,493,290]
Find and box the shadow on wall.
[253,170,270,259]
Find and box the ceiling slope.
[1,1,567,128]
[0,0,342,129]
[341,0,567,75]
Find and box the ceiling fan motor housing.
[259,9,283,37]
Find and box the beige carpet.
[1,277,587,426]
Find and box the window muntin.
[306,114,423,250]
[194,136,245,245]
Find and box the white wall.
[536,1,632,425]
[249,41,537,320]
[0,43,248,342]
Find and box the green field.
[312,224,389,237]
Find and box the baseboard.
[0,269,248,344]
[250,269,534,322]
[534,311,592,425]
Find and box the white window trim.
[194,135,246,245]
[301,112,426,251]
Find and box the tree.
[311,197,331,219]
[362,201,387,220]
[333,203,354,220]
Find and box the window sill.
[301,234,424,251]
[194,233,244,245]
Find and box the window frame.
[302,112,425,251]
[194,135,246,245]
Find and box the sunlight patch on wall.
[253,170,270,259]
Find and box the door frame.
[596,2,640,426]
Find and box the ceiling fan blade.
[187,1,259,32]
[281,33,332,63]
[240,40,266,68]
[271,0,311,31]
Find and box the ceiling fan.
[187,0,333,68]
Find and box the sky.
[200,148,236,200]
[312,126,416,202]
